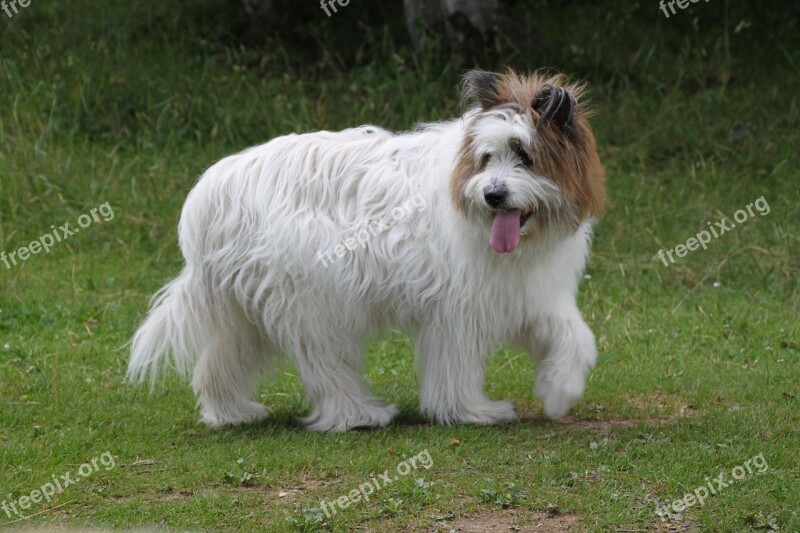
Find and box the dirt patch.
[275,478,340,501]
[439,508,580,532]
[111,488,199,504]
[553,417,638,431]
[518,393,697,432]
[107,479,334,508]
[517,411,638,431]
[650,519,701,532]
[158,490,196,501]
[627,392,696,419]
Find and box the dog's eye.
[480,153,492,168]
[512,144,533,167]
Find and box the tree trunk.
[236,0,499,58]
[404,0,498,56]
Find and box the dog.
[128,69,605,431]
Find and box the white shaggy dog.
[129,69,606,431]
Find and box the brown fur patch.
[450,134,480,212]
[452,70,606,221]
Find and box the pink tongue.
[489,210,522,253]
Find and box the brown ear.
[462,70,501,110]
[532,84,577,132]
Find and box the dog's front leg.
[415,325,517,426]
[521,301,598,419]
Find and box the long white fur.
[129,112,597,431]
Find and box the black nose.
[483,186,508,208]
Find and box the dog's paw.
[536,371,585,420]
[461,400,519,425]
[535,322,596,419]
[303,403,399,432]
[429,399,518,426]
[200,401,269,429]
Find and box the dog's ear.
[532,84,577,131]
[462,70,501,110]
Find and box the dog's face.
[451,70,605,253]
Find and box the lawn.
[0,1,798,531]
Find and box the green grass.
[1,0,798,531]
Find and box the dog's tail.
[128,267,208,387]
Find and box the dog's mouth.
[489,208,535,254]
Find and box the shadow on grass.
[195,403,683,442]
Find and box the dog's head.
[451,69,605,253]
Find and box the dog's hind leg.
[192,301,273,428]
[290,337,398,432]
